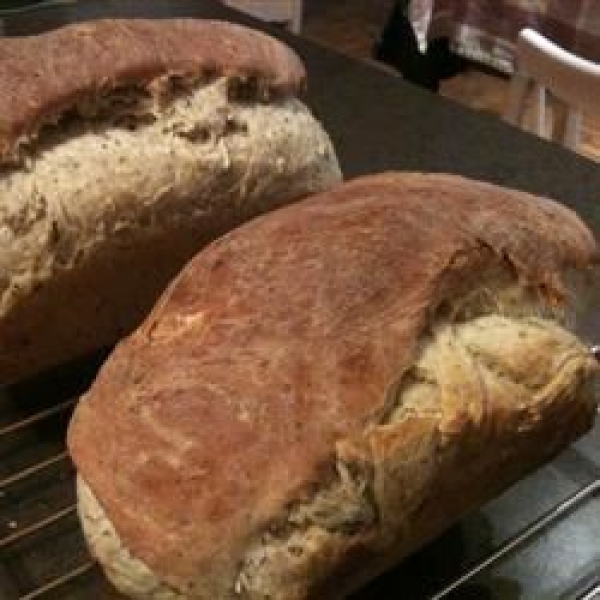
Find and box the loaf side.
[0,76,341,383]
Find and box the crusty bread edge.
[0,18,306,163]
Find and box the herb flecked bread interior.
[67,172,599,599]
[0,18,341,383]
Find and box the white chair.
[222,0,303,34]
[504,28,600,150]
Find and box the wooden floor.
[301,0,600,163]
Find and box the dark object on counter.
[373,1,438,90]
[373,0,465,91]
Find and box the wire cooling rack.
[0,358,598,600]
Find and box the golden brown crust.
[0,18,306,163]
[67,172,598,596]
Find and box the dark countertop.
[1,1,599,599]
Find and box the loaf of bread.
[68,173,598,600]
[0,19,341,383]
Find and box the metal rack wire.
[0,396,598,599]
[0,397,92,599]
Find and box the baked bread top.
[68,172,598,597]
[0,18,306,163]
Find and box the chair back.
[504,28,600,149]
